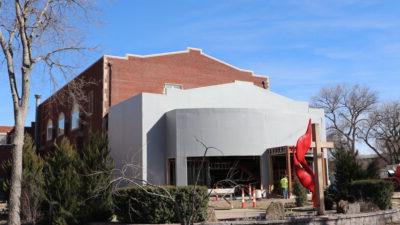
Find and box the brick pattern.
[0,126,13,134]
[107,48,268,106]
[37,58,105,150]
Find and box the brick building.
[0,125,35,173]
[0,126,13,165]
[37,48,268,151]
[0,126,13,145]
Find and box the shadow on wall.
[146,115,167,185]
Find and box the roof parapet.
[104,47,268,79]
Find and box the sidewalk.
[214,208,266,220]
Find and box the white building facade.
[108,81,326,189]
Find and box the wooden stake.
[286,146,292,198]
[312,123,325,215]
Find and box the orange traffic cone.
[241,188,246,208]
[252,187,256,208]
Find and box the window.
[71,103,80,130]
[164,83,182,93]
[168,158,176,185]
[46,120,53,141]
[58,113,65,136]
[0,134,6,144]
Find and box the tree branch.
[0,30,20,109]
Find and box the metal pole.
[34,94,41,149]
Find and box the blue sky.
[1,0,400,126]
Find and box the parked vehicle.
[381,164,400,190]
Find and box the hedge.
[350,179,394,210]
[114,186,209,224]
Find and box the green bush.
[293,178,307,207]
[78,132,114,223]
[332,149,363,201]
[1,135,45,224]
[363,160,380,179]
[172,186,209,224]
[324,189,334,210]
[43,138,82,225]
[114,186,208,224]
[350,179,394,210]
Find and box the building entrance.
[187,156,260,188]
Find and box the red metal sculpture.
[293,119,317,206]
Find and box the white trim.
[104,55,127,60]
[253,74,268,79]
[104,47,268,79]
[187,47,203,52]
[200,51,253,73]
[127,49,189,58]
[105,49,190,60]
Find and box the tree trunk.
[8,110,26,225]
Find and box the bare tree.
[360,101,400,164]
[311,84,378,154]
[0,1,95,224]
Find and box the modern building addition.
[108,80,327,192]
[32,47,329,196]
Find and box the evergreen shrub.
[114,186,208,224]
[78,132,114,223]
[1,135,45,224]
[324,190,334,210]
[43,138,82,225]
[332,148,363,201]
[293,178,307,207]
[350,179,394,210]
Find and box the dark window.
[46,120,53,141]
[169,158,175,185]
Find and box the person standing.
[280,175,289,199]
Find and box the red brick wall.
[0,145,11,176]
[107,48,268,106]
[37,58,105,150]
[0,126,13,134]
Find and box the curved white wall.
[109,81,326,186]
[168,108,322,157]
[166,108,325,185]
